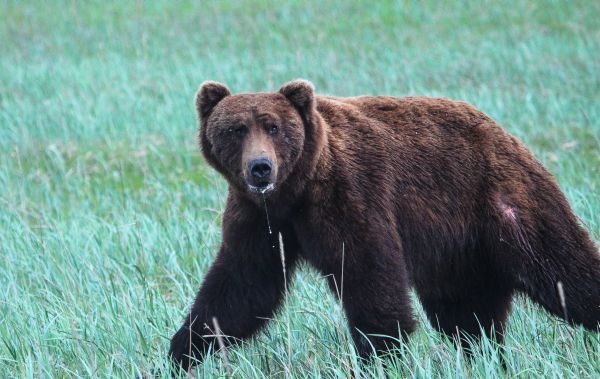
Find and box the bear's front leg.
[296,202,417,359]
[169,198,298,372]
[329,238,417,358]
[308,226,416,358]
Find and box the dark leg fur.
[421,286,513,349]
[169,245,297,371]
[332,246,417,357]
[496,188,600,331]
[169,198,299,371]
[419,258,513,350]
[514,216,600,329]
[293,205,418,359]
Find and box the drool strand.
[261,191,273,235]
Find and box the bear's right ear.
[279,79,315,120]
[196,81,231,119]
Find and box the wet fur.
[169,80,600,371]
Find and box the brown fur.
[169,79,600,371]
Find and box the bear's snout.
[249,158,272,180]
[246,158,275,192]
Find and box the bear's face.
[197,80,315,196]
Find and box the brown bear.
[169,79,600,371]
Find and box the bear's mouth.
[247,183,275,195]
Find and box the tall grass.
[0,1,598,377]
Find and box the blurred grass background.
[0,0,599,377]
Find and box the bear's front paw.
[168,325,208,373]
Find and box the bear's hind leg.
[512,218,600,329]
[495,191,600,330]
[420,274,513,349]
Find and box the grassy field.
[1,0,599,377]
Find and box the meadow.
[1,1,599,377]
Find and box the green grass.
[1,0,599,377]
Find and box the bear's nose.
[249,159,272,180]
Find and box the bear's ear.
[279,79,315,119]
[196,81,231,119]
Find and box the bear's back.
[315,95,494,134]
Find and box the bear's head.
[196,79,320,198]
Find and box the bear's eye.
[268,125,279,135]
[228,125,247,137]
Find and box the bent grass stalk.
[278,232,292,377]
[211,317,232,376]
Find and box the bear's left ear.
[279,79,315,121]
[196,81,231,119]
